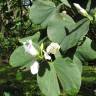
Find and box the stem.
[86,14,93,21]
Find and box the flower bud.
[73,3,88,16]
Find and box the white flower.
[23,40,38,56]
[73,3,88,16]
[43,50,51,60]
[30,61,39,75]
[46,42,60,54]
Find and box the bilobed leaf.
[61,19,90,51]
[29,0,56,28]
[29,0,75,43]
[53,57,81,95]
[37,62,60,96]
[9,46,33,67]
[76,37,96,61]
[47,12,75,43]
[60,0,70,7]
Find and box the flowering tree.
[9,0,96,96]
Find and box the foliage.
[0,0,96,96]
[0,0,34,58]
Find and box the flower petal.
[43,50,51,60]
[30,61,39,75]
[46,42,60,54]
[23,40,38,56]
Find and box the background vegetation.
[0,0,96,96]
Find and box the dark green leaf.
[16,71,23,81]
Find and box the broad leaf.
[73,56,82,73]
[29,0,75,43]
[37,62,60,96]
[29,0,56,28]
[53,57,81,95]
[4,92,11,96]
[61,19,90,51]
[60,0,70,7]
[10,46,33,67]
[19,32,40,43]
[76,37,96,61]
[86,0,91,11]
[47,12,75,43]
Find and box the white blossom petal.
[46,42,60,54]
[30,61,39,75]
[73,3,83,10]
[43,50,51,60]
[23,40,38,56]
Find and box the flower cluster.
[23,40,60,75]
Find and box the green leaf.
[73,55,82,73]
[47,12,75,43]
[86,0,91,11]
[16,71,23,81]
[47,13,66,43]
[29,0,56,28]
[0,0,3,3]
[19,32,40,43]
[4,92,10,96]
[76,37,96,61]
[9,46,33,67]
[60,0,70,7]
[53,57,81,95]
[29,0,74,43]
[37,62,60,96]
[61,19,90,51]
